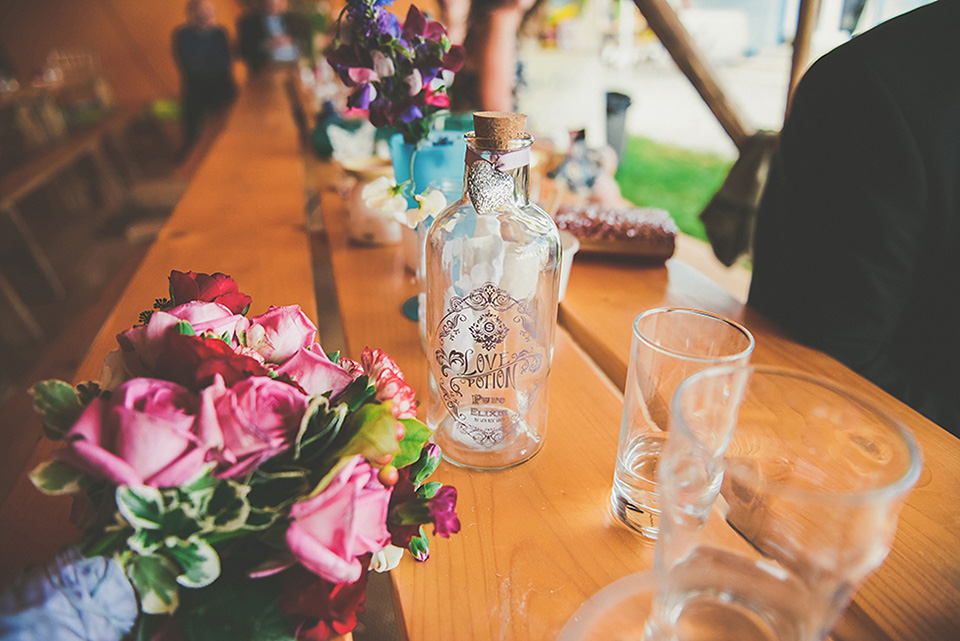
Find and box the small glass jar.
[424,113,562,469]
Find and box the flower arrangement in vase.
[5,270,459,641]
[327,0,465,146]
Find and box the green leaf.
[128,528,166,555]
[29,380,84,439]
[177,574,296,641]
[207,480,251,532]
[28,459,88,495]
[168,538,221,588]
[175,320,195,336]
[117,485,165,530]
[395,418,432,468]
[409,526,430,561]
[337,403,400,462]
[125,554,180,614]
[418,481,442,499]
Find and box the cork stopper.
[473,111,527,150]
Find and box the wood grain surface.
[559,252,960,641]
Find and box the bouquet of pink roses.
[19,270,458,641]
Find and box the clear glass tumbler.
[612,307,754,539]
[648,365,923,641]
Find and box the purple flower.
[399,104,423,124]
[0,548,137,641]
[348,83,378,110]
[429,486,461,538]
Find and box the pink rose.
[285,456,391,584]
[54,378,221,487]
[246,306,317,364]
[118,302,248,375]
[203,375,309,478]
[275,345,353,398]
[168,270,251,315]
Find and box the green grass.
[615,136,732,242]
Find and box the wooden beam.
[787,0,820,118]
[633,0,753,149]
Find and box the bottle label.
[434,282,545,448]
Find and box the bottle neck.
[463,137,534,210]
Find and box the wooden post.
[786,0,820,118]
[632,0,753,150]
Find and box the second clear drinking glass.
[425,112,561,470]
[647,365,922,641]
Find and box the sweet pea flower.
[398,104,424,124]
[285,456,392,584]
[347,67,378,84]
[371,50,395,78]
[348,83,377,110]
[369,544,404,572]
[246,305,317,364]
[53,378,221,488]
[404,69,423,97]
[275,344,353,398]
[203,375,309,478]
[168,270,251,314]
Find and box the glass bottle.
[424,112,562,469]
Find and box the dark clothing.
[748,0,960,436]
[236,11,311,73]
[172,24,236,154]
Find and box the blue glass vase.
[389,130,467,209]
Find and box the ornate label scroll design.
[434,282,545,448]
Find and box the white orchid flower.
[361,176,408,216]
[404,187,447,228]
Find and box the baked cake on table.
[554,204,678,262]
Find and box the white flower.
[369,544,405,572]
[405,69,423,96]
[372,51,395,78]
[403,188,447,228]
[361,176,408,217]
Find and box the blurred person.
[748,0,960,436]
[450,0,545,112]
[237,0,311,74]
[172,0,237,159]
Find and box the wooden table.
[2,69,958,641]
[559,256,960,641]
[0,70,316,580]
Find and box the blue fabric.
[0,548,138,641]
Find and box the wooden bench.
[0,103,143,339]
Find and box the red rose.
[278,565,369,641]
[153,333,271,391]
[168,270,251,315]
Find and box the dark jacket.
[749,0,960,435]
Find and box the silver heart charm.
[467,159,514,214]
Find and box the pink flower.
[54,378,221,487]
[286,456,392,584]
[203,375,309,478]
[275,345,353,398]
[360,348,417,419]
[246,305,317,364]
[168,270,251,314]
[118,302,248,374]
